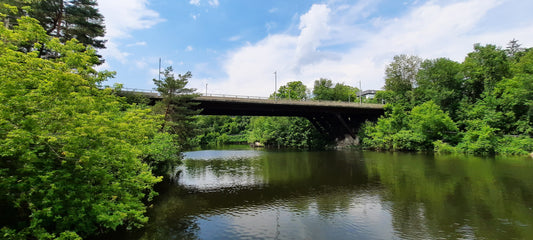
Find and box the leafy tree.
[153,67,201,149]
[332,83,358,102]
[462,44,511,101]
[408,101,459,148]
[192,116,250,146]
[415,58,463,119]
[0,15,162,239]
[384,54,422,100]
[312,78,359,101]
[312,78,334,100]
[273,81,309,100]
[247,116,326,149]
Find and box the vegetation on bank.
[0,4,183,239]
[189,45,531,155]
[189,79,358,149]
[360,41,532,155]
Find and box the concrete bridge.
[119,89,384,144]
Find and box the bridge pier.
[306,113,363,146]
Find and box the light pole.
[274,71,277,100]
[359,80,362,104]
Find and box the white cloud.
[185,45,194,52]
[208,0,219,7]
[228,35,242,42]
[126,41,147,47]
[96,0,164,63]
[189,0,200,6]
[211,0,531,97]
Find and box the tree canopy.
[362,41,532,155]
[0,13,167,239]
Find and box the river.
[109,146,533,239]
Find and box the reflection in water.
[105,149,533,240]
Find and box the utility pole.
[158,58,161,81]
[359,80,362,104]
[274,71,277,100]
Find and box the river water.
[114,146,533,239]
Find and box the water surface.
[114,148,533,239]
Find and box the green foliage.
[0,15,163,238]
[312,78,359,101]
[153,67,200,149]
[273,81,309,100]
[415,58,463,118]
[30,0,106,49]
[363,102,457,151]
[247,116,326,149]
[384,54,422,97]
[462,44,511,101]
[495,136,533,155]
[457,120,498,154]
[192,116,250,146]
[362,40,532,155]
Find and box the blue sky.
[96,0,533,97]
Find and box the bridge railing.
[117,87,384,105]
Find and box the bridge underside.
[192,97,384,143]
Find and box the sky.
[95,0,533,97]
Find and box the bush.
[495,136,533,155]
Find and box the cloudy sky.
[95,0,533,97]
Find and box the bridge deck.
[195,96,383,109]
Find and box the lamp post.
[359,80,362,104]
[274,71,277,100]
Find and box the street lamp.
[274,71,277,100]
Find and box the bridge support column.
[306,113,362,147]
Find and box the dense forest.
[360,41,532,155]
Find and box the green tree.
[384,54,422,101]
[0,15,161,239]
[247,116,325,149]
[312,78,334,100]
[153,67,201,149]
[408,101,459,148]
[312,78,359,101]
[273,81,309,100]
[462,44,511,101]
[415,58,463,119]
[31,0,106,49]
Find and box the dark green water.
[113,147,533,239]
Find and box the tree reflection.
[365,152,533,240]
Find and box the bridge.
[119,89,384,145]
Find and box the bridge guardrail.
[116,87,384,105]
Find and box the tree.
[415,58,463,119]
[312,78,359,101]
[384,54,422,95]
[506,38,524,60]
[312,78,334,100]
[462,44,511,101]
[332,83,358,102]
[153,67,201,148]
[273,81,309,100]
[0,15,162,239]
[30,0,106,49]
